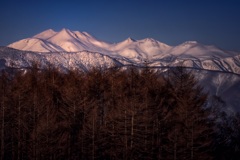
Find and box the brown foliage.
[0,66,214,159]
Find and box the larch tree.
[164,67,214,160]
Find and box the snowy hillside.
[0,47,122,72]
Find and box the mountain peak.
[60,28,69,31]
[144,38,155,41]
[50,28,76,41]
[59,28,72,34]
[126,37,136,42]
[141,38,162,44]
[115,37,135,48]
[42,28,56,33]
[33,29,57,40]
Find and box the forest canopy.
[0,66,239,160]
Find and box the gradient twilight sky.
[0,0,240,51]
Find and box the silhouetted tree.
[0,66,222,159]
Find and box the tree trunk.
[1,100,4,160]
[125,110,127,153]
[130,113,134,149]
[92,114,95,160]
[191,121,194,159]
[18,95,21,160]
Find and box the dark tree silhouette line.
[0,66,239,159]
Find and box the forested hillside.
[0,66,239,159]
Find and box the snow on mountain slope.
[74,31,110,49]
[137,38,171,56]
[163,41,237,58]
[8,38,63,52]
[193,69,240,112]
[111,37,135,50]
[46,28,89,52]
[149,52,240,74]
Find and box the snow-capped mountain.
[9,29,235,56]
[8,28,240,68]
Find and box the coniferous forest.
[0,66,240,160]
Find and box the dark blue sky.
[0,0,240,51]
